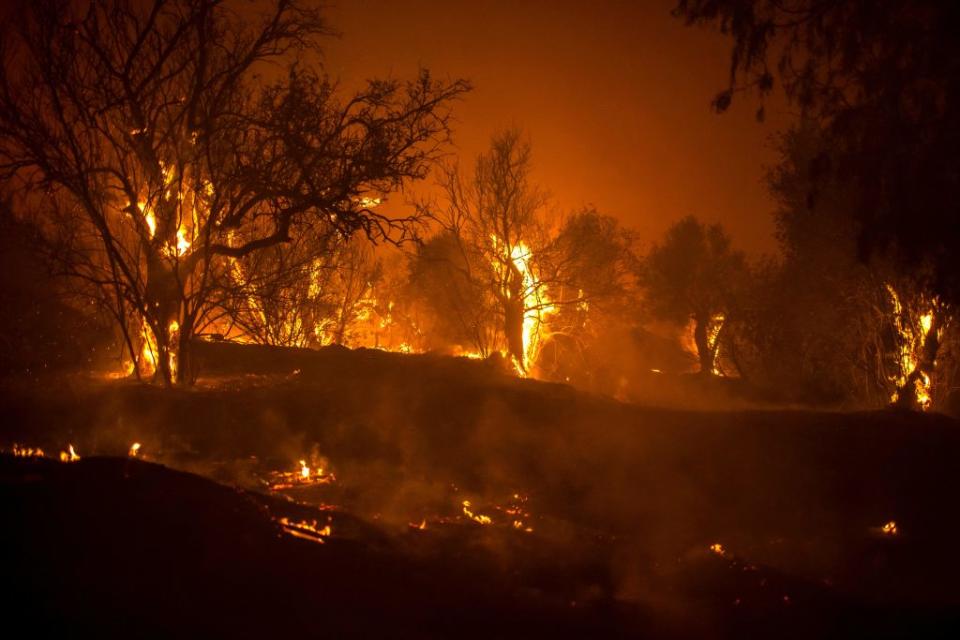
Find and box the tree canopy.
[675,0,960,304]
[0,0,468,383]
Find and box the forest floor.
[2,342,959,638]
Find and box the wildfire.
[60,444,80,462]
[174,227,191,257]
[707,314,725,375]
[880,520,898,536]
[681,313,726,375]
[266,457,336,491]
[490,235,555,375]
[709,542,727,557]
[498,493,534,532]
[129,442,141,458]
[137,201,157,237]
[453,347,486,360]
[276,516,333,543]
[139,319,181,380]
[886,285,939,410]
[11,444,45,457]
[462,500,493,525]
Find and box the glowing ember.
[496,493,534,532]
[276,516,333,543]
[266,458,336,491]
[129,442,141,458]
[881,521,898,536]
[59,444,80,462]
[709,543,726,556]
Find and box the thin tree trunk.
[693,313,713,375]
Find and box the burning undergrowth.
[3,343,960,635]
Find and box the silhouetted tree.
[537,208,637,389]
[407,230,496,356]
[676,0,958,406]
[640,216,746,376]
[0,0,468,384]
[0,200,111,375]
[214,225,340,348]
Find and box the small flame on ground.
[11,444,45,458]
[60,444,80,462]
[266,458,335,491]
[129,442,141,458]
[277,516,332,543]
[709,542,726,556]
[462,500,493,525]
[881,520,898,536]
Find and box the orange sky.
[323,0,794,254]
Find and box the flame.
[11,444,45,457]
[462,500,493,525]
[453,347,486,360]
[175,227,191,256]
[129,442,141,457]
[707,314,725,375]
[490,235,555,374]
[277,516,333,543]
[266,458,335,491]
[140,319,180,380]
[709,542,726,556]
[881,520,898,536]
[887,285,938,410]
[59,444,80,462]
[137,201,157,238]
[682,314,725,375]
[162,225,192,257]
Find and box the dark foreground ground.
[2,342,960,638]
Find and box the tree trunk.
[504,297,526,371]
[177,316,195,385]
[144,253,182,386]
[693,313,713,375]
[502,259,527,371]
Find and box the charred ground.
[2,343,959,637]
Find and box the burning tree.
[886,283,946,411]
[640,216,746,376]
[213,226,340,348]
[419,129,556,374]
[676,0,960,408]
[0,0,468,384]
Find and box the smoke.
[4,342,960,623]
